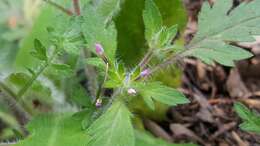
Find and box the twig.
[43,0,73,16]
[210,122,236,140]
[143,119,173,142]
[73,0,81,15]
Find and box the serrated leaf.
[185,0,258,66]
[234,102,260,134]
[143,0,162,46]
[135,82,189,108]
[4,72,53,105]
[186,41,252,66]
[82,6,117,61]
[70,84,93,108]
[86,101,135,146]
[15,113,90,146]
[60,17,85,55]
[31,39,48,61]
[135,130,197,146]
[156,25,178,49]
[97,0,124,24]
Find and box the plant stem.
[138,49,153,69]
[0,82,32,116]
[0,87,31,137]
[94,63,109,106]
[17,49,58,99]
[73,0,81,15]
[43,0,73,16]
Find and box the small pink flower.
[95,43,104,55]
[140,69,150,77]
[95,99,102,108]
[128,88,137,95]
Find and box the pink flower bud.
[95,43,104,55]
[128,88,137,95]
[95,99,102,108]
[140,69,150,77]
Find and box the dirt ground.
[143,0,260,145]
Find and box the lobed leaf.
[135,82,189,110]
[185,0,259,66]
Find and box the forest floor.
[143,0,260,146]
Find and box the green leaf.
[156,25,178,49]
[234,102,260,134]
[15,113,90,146]
[31,39,48,61]
[72,109,95,130]
[86,101,135,146]
[97,0,124,23]
[56,17,85,56]
[143,0,162,47]
[143,96,155,110]
[135,130,197,146]
[69,84,93,108]
[135,82,189,109]
[82,6,117,61]
[185,0,257,66]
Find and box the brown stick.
[143,119,173,142]
[43,0,73,16]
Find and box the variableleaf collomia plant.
[0,0,259,145]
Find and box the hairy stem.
[43,0,73,16]
[73,0,81,15]
[0,82,32,117]
[138,49,153,69]
[94,63,109,105]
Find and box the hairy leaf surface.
[15,113,89,146]
[185,0,259,66]
[82,7,117,61]
[143,0,162,47]
[135,82,189,109]
[86,101,135,146]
